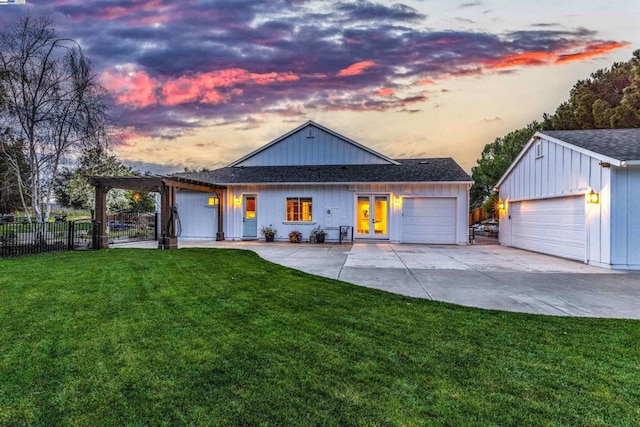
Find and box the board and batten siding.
[224,182,470,244]
[498,135,612,265]
[610,166,640,268]
[235,126,391,167]
[176,191,219,239]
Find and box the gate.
[107,212,158,245]
[71,219,98,250]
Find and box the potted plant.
[311,225,326,243]
[288,230,302,243]
[260,225,277,242]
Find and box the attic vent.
[306,127,315,138]
[535,142,543,159]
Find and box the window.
[286,197,312,221]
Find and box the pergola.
[90,176,226,249]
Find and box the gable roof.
[496,128,640,188]
[227,120,399,167]
[178,158,472,185]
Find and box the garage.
[402,197,457,244]
[509,196,585,260]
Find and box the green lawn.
[0,249,638,426]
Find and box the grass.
[0,248,639,426]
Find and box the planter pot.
[316,234,325,243]
[265,235,274,242]
[309,235,316,244]
[289,236,302,243]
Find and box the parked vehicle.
[1,214,15,224]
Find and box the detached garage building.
[180,121,472,244]
[496,129,640,270]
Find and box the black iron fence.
[0,213,158,258]
[0,221,97,258]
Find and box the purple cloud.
[0,0,628,141]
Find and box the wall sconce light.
[498,202,505,211]
[587,189,599,204]
[234,196,241,206]
[207,197,219,206]
[394,196,402,206]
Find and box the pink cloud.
[101,65,158,108]
[103,66,301,108]
[375,87,395,96]
[337,61,377,77]
[482,41,629,69]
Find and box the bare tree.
[0,15,109,222]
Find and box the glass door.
[356,195,388,239]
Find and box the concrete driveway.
[122,240,640,319]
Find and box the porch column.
[158,184,178,249]
[94,185,109,249]
[216,191,225,241]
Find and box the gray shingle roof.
[542,129,640,161]
[177,158,471,184]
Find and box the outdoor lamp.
[498,201,505,211]
[587,189,599,204]
[234,196,241,206]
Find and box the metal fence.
[0,221,91,258]
[106,212,157,244]
[0,213,158,258]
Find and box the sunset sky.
[1,1,638,174]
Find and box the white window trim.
[286,197,313,222]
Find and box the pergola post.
[216,191,225,241]
[94,185,109,249]
[159,184,178,249]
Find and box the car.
[1,214,15,224]
[107,220,129,231]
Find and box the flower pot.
[316,234,325,243]
[265,235,274,242]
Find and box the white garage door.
[402,198,456,244]
[510,196,585,260]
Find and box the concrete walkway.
[117,240,640,319]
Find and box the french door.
[355,195,389,239]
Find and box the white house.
[496,128,640,270]
[177,121,472,244]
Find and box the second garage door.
[402,197,456,244]
[510,196,585,260]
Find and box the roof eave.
[215,180,474,185]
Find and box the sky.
[1,0,638,174]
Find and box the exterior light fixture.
[234,196,241,206]
[394,196,402,206]
[498,202,505,211]
[587,189,599,204]
[207,197,219,206]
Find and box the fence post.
[154,212,159,241]
[92,221,100,250]
[67,221,74,251]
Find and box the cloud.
[337,61,377,77]
[1,0,626,139]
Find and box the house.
[495,128,640,270]
[177,121,472,244]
